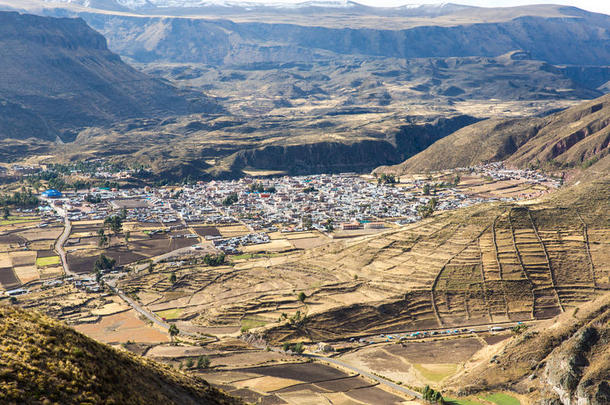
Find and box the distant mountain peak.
[42,0,474,14]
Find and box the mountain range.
[0,11,220,144]
[0,2,609,178]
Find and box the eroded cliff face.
[543,326,610,405]
[78,13,610,66]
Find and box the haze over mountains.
[1,1,609,178]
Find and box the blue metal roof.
[42,189,62,198]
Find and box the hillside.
[447,294,610,404]
[0,304,240,404]
[1,4,608,179]
[377,93,610,175]
[257,173,609,343]
[0,11,219,143]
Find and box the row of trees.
[203,253,226,266]
[0,189,38,208]
[247,183,276,193]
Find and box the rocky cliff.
[0,11,220,142]
[75,9,610,67]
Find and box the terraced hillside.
[115,173,609,344]
[259,174,608,341]
[0,304,241,404]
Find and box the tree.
[324,219,334,232]
[2,207,9,220]
[148,262,154,273]
[203,253,226,266]
[293,342,305,354]
[222,193,238,206]
[301,214,313,230]
[185,358,194,368]
[377,173,397,185]
[97,228,108,247]
[104,215,123,236]
[125,231,130,243]
[120,207,127,220]
[93,254,116,273]
[423,385,445,404]
[418,198,438,219]
[168,324,179,344]
[422,183,431,195]
[169,272,177,285]
[297,292,306,302]
[197,355,211,369]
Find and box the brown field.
[0,267,20,289]
[337,337,485,386]
[193,226,221,237]
[13,265,39,284]
[203,362,408,405]
[217,225,251,238]
[38,265,63,279]
[16,227,63,241]
[242,239,292,253]
[290,236,331,250]
[9,251,36,267]
[74,309,169,344]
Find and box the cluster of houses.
[32,165,559,249]
[174,174,424,231]
[468,162,562,186]
[213,232,271,253]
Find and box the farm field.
[0,211,63,290]
[201,361,411,405]
[64,220,201,274]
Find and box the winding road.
[53,206,75,277]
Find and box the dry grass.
[0,304,241,405]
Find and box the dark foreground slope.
[0,11,218,143]
[377,93,610,174]
[0,304,240,405]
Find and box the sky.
[239,1,610,15]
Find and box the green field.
[446,393,520,405]
[413,363,458,382]
[231,253,283,260]
[240,318,267,332]
[0,216,39,226]
[482,393,521,405]
[36,256,61,267]
[155,308,184,320]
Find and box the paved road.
[106,281,169,329]
[105,279,201,338]
[53,207,75,277]
[305,353,422,399]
